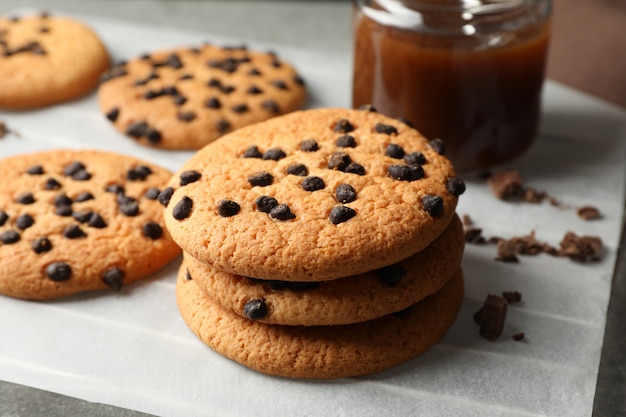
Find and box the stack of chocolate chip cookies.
[162,107,466,378]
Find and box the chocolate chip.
[270,60,282,68]
[144,128,162,144]
[422,195,444,217]
[32,237,52,254]
[262,147,286,161]
[172,196,193,219]
[247,85,263,95]
[300,139,319,152]
[55,205,72,217]
[64,224,86,239]
[474,294,508,341]
[0,210,8,227]
[44,177,62,190]
[404,152,427,165]
[357,104,377,112]
[127,165,152,181]
[126,122,148,138]
[255,196,278,213]
[157,187,174,207]
[217,119,231,134]
[336,135,357,148]
[217,199,240,217]
[301,176,325,192]
[335,184,357,203]
[397,117,414,128]
[74,192,94,202]
[329,205,356,224]
[106,108,120,122]
[54,194,73,206]
[385,143,405,159]
[173,95,188,106]
[180,170,202,186]
[177,111,196,122]
[133,71,158,86]
[293,75,305,86]
[71,169,91,181]
[63,161,85,177]
[207,78,222,88]
[232,104,249,114]
[271,80,288,90]
[46,262,72,281]
[243,299,268,321]
[388,164,424,181]
[16,213,34,230]
[334,119,354,133]
[376,265,405,286]
[145,188,161,200]
[142,222,163,240]
[429,138,446,155]
[248,68,262,76]
[446,177,466,196]
[345,163,366,175]
[269,204,296,220]
[16,192,35,204]
[328,152,351,171]
[262,100,280,114]
[105,184,125,194]
[88,213,107,228]
[179,73,194,80]
[26,165,44,175]
[118,196,139,217]
[102,267,124,290]
[100,66,128,83]
[205,96,221,109]
[243,145,263,158]
[0,230,20,244]
[286,164,308,176]
[248,171,274,187]
[220,85,235,94]
[374,123,398,135]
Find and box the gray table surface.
[0,1,623,416]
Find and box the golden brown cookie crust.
[176,261,464,379]
[185,214,464,326]
[164,108,461,281]
[0,13,110,109]
[97,43,307,150]
[0,149,180,300]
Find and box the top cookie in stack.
[163,107,462,281]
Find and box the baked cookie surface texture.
[0,13,110,109]
[98,43,307,150]
[163,107,462,281]
[0,150,181,300]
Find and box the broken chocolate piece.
[474,294,508,341]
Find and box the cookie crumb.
[577,205,602,221]
[474,294,508,341]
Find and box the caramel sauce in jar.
[353,0,552,171]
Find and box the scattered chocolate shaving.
[558,231,603,262]
[495,240,520,263]
[513,332,526,341]
[577,205,602,221]
[502,291,522,304]
[487,170,524,200]
[474,294,508,341]
[0,121,19,139]
[462,214,473,226]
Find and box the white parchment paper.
[1,13,625,417]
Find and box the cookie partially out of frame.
[98,43,307,150]
[185,214,464,326]
[163,107,464,281]
[0,13,110,109]
[0,150,180,300]
[177,261,464,379]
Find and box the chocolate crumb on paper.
[474,294,508,341]
[513,332,525,341]
[577,205,602,220]
[0,120,19,139]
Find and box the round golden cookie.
[163,107,464,281]
[0,13,110,109]
[97,43,307,150]
[176,261,464,379]
[0,149,181,300]
[185,214,464,326]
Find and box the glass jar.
[352,0,552,171]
